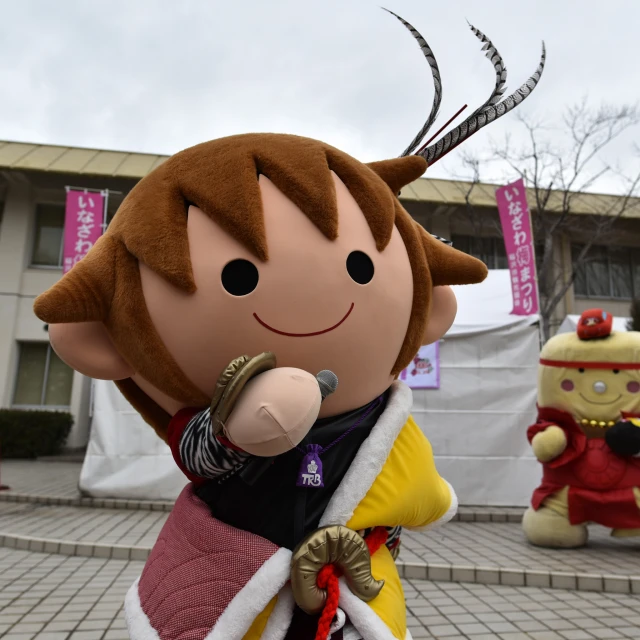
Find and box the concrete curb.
[0,492,524,522]
[0,531,152,562]
[0,491,174,512]
[396,560,640,595]
[1,530,636,594]
[454,509,524,524]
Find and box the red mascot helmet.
[577,308,613,340]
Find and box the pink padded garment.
[137,485,280,640]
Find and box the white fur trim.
[406,479,459,532]
[405,630,413,640]
[329,608,347,635]
[320,381,413,527]
[261,583,296,640]
[338,577,398,640]
[124,577,160,640]
[206,547,292,640]
[343,625,364,640]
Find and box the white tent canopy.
[80,382,188,500]
[81,270,542,506]
[411,270,541,507]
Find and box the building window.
[451,235,508,270]
[572,245,639,299]
[452,234,546,273]
[13,343,74,407]
[31,203,65,267]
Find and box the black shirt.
[195,390,389,550]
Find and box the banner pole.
[102,189,110,234]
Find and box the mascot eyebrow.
[385,9,546,163]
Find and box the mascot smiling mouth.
[253,303,355,337]
[579,393,622,406]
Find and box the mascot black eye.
[346,251,374,285]
[221,259,259,296]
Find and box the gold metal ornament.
[290,526,385,615]
[209,352,277,436]
[579,418,616,429]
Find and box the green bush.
[0,409,73,458]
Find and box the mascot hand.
[213,357,321,457]
[605,421,640,457]
[531,425,567,462]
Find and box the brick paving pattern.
[2,501,639,581]
[400,524,640,577]
[0,503,166,548]
[0,548,638,640]
[0,462,81,499]
[1,460,639,638]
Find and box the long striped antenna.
[387,11,545,166]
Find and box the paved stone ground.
[400,525,640,577]
[0,503,166,548]
[0,548,639,640]
[1,460,640,639]
[1,500,639,581]
[0,462,81,499]
[0,461,525,520]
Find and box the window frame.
[12,342,73,410]
[450,234,506,270]
[29,202,67,270]
[571,244,638,301]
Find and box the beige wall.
[0,177,91,448]
[0,170,132,449]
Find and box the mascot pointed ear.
[33,236,134,380]
[34,235,116,324]
[418,224,488,286]
[367,156,427,194]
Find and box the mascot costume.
[34,10,544,640]
[523,309,640,549]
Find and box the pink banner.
[63,190,105,274]
[496,178,539,316]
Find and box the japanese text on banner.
[63,190,106,274]
[495,178,539,316]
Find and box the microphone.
[238,369,339,486]
[316,370,339,402]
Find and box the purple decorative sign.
[399,341,440,389]
[63,190,105,274]
[496,178,539,316]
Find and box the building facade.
[1,140,639,450]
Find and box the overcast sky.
[0,0,638,194]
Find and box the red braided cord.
[315,566,341,640]
[314,527,389,640]
[365,526,389,555]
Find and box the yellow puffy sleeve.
[347,416,456,531]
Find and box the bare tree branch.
[455,100,640,341]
